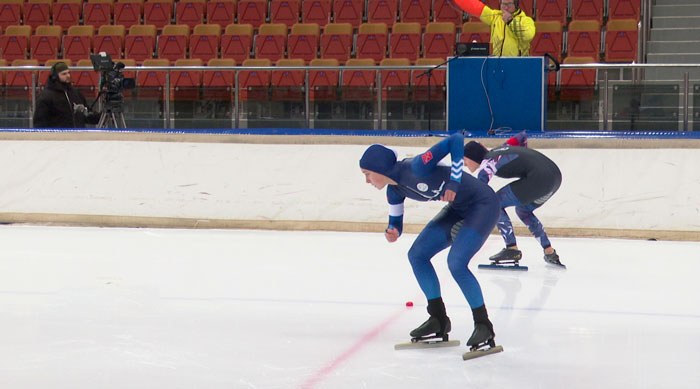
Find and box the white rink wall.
[0,139,698,237]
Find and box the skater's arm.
[477,158,498,183]
[411,133,464,200]
[386,187,405,242]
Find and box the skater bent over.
[360,133,501,350]
[463,133,565,267]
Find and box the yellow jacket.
[454,0,536,56]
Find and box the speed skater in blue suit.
[359,133,500,349]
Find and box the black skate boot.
[409,297,451,343]
[544,249,566,268]
[489,247,522,265]
[466,305,495,351]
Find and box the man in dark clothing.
[33,62,100,128]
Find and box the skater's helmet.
[463,141,488,163]
[360,144,398,175]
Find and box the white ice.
[1,225,699,388]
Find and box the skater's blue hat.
[360,144,398,176]
[464,141,488,163]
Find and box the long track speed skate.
[478,248,528,271]
[394,316,460,350]
[462,322,503,360]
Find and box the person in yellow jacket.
[453,0,535,56]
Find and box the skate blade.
[478,264,528,271]
[462,345,504,360]
[546,262,567,269]
[394,339,460,350]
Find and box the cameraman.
[33,62,100,128]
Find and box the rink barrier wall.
[0,129,698,241]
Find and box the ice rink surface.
[1,225,699,389]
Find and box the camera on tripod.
[90,52,135,128]
[90,52,135,102]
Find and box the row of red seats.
[0,0,460,30]
[0,56,446,101]
[0,0,642,32]
[530,18,639,63]
[0,55,599,102]
[1,21,492,65]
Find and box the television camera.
[89,52,135,128]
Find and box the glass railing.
[1,62,698,131]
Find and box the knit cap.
[359,144,398,175]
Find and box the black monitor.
[456,42,490,57]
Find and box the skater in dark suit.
[360,133,501,350]
[463,133,565,267]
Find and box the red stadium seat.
[74,58,100,93]
[83,0,114,29]
[459,21,490,46]
[172,58,203,100]
[571,0,603,23]
[0,0,22,30]
[530,21,562,62]
[423,22,455,60]
[7,59,39,98]
[560,56,596,101]
[176,0,206,30]
[567,20,601,61]
[399,0,429,27]
[125,24,157,64]
[535,0,566,25]
[203,57,234,99]
[288,23,320,63]
[604,19,638,62]
[320,22,352,64]
[308,58,339,101]
[302,0,330,27]
[190,24,221,62]
[608,0,640,22]
[144,0,174,30]
[389,22,421,62]
[412,58,445,101]
[63,25,95,62]
[254,23,287,62]
[332,0,362,27]
[237,0,267,28]
[114,0,144,29]
[432,0,462,25]
[137,58,169,98]
[380,57,410,100]
[24,0,52,30]
[270,0,300,29]
[0,25,32,62]
[30,25,62,64]
[519,0,534,16]
[271,58,305,101]
[367,0,398,28]
[95,25,126,59]
[341,58,376,100]
[221,23,253,62]
[239,58,271,101]
[158,24,189,63]
[206,0,236,28]
[53,0,82,31]
[356,22,388,63]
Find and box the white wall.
[0,140,698,236]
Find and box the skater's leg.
[495,186,522,248]
[514,203,551,249]
[407,221,450,300]
[446,227,486,309]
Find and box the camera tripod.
[97,108,127,129]
[93,92,127,129]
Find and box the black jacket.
[33,77,100,128]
